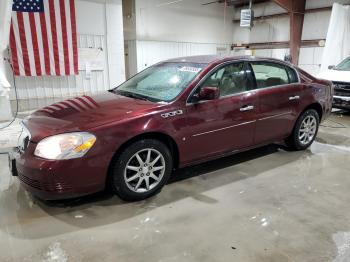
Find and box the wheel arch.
[287,102,323,139]
[106,132,180,182]
[301,102,323,121]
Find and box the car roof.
[163,55,295,67]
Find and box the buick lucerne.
[9,56,333,201]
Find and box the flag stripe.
[28,13,42,76]
[48,0,60,75]
[83,95,100,107]
[61,101,81,112]
[57,102,69,108]
[16,12,31,76]
[80,96,97,108]
[34,13,46,75]
[9,24,20,75]
[47,105,60,111]
[43,3,56,75]
[41,107,55,113]
[65,1,74,74]
[68,99,86,111]
[54,0,64,75]
[59,0,70,75]
[39,12,51,75]
[69,0,78,74]
[23,14,36,76]
[11,15,25,76]
[53,103,66,110]
[76,97,94,109]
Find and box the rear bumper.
[333,95,350,110]
[10,143,109,200]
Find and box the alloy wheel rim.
[124,148,165,193]
[298,115,317,145]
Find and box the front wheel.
[285,109,320,150]
[109,139,173,201]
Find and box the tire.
[109,139,173,201]
[285,109,320,151]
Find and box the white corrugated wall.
[125,40,231,78]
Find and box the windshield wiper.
[115,90,150,101]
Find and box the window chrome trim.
[192,120,256,137]
[186,59,301,106]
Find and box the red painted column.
[290,10,305,65]
[272,0,306,65]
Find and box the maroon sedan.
[9,56,333,201]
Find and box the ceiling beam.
[232,6,331,23]
[231,39,324,50]
[226,0,269,7]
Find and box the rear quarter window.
[251,62,299,88]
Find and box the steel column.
[272,0,306,65]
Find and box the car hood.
[25,92,165,142]
[317,69,350,83]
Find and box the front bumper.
[333,95,350,110]
[10,142,109,200]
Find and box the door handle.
[240,105,254,112]
[289,95,300,101]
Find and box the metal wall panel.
[134,40,231,73]
[124,40,230,80]
[10,34,109,112]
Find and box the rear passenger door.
[250,61,301,144]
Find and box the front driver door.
[182,62,258,164]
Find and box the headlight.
[34,132,96,160]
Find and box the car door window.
[251,62,293,88]
[286,66,299,83]
[200,63,251,97]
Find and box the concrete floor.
[0,112,350,262]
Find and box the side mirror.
[328,65,335,70]
[194,86,220,101]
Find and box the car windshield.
[113,62,206,102]
[335,57,350,71]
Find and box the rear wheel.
[285,109,319,150]
[109,139,173,201]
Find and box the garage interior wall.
[232,0,350,76]
[7,0,125,112]
[124,0,234,78]
[5,0,350,112]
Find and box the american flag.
[10,0,78,76]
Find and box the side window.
[251,62,290,88]
[201,67,225,88]
[200,63,250,97]
[286,67,299,83]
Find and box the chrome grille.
[333,81,350,96]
